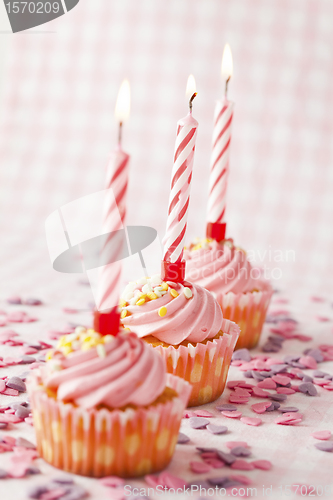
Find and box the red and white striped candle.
[162,76,198,280]
[96,80,130,314]
[207,44,234,241]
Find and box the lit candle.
[162,75,198,282]
[206,44,234,242]
[94,80,131,335]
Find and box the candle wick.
[225,76,231,98]
[118,122,123,146]
[189,92,197,112]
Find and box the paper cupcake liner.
[27,373,191,478]
[215,286,273,350]
[151,318,239,407]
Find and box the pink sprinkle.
[203,458,225,468]
[194,410,214,418]
[231,474,253,485]
[253,360,267,370]
[225,441,249,449]
[63,308,78,314]
[222,411,242,418]
[2,388,19,397]
[272,375,291,386]
[22,347,38,355]
[231,459,255,471]
[145,475,161,488]
[257,378,277,390]
[299,356,317,369]
[0,380,6,392]
[99,476,125,488]
[316,316,330,322]
[229,397,249,404]
[311,296,325,302]
[311,430,331,440]
[2,436,16,446]
[265,358,283,366]
[190,461,212,473]
[25,417,34,425]
[241,417,262,426]
[183,410,196,418]
[275,416,302,426]
[251,402,271,414]
[233,387,251,396]
[159,471,187,490]
[252,459,272,470]
[276,387,295,395]
[0,414,23,423]
[252,387,270,398]
[40,489,67,500]
[231,360,243,366]
[295,334,312,342]
[3,357,19,366]
[313,378,328,386]
[237,382,254,389]
[227,380,243,389]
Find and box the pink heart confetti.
[221,411,242,418]
[241,417,262,426]
[194,410,214,418]
[299,356,317,369]
[252,387,271,398]
[252,459,272,470]
[226,441,249,449]
[272,375,291,386]
[276,387,295,394]
[231,459,255,470]
[251,402,271,414]
[257,378,277,390]
[190,461,212,473]
[311,430,331,440]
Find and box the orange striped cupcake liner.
[27,373,191,478]
[152,318,240,407]
[216,286,273,350]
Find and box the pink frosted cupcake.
[27,331,191,477]
[120,275,239,406]
[184,238,273,350]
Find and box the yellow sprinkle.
[136,298,146,306]
[45,350,53,361]
[62,345,72,356]
[119,299,127,308]
[158,306,167,317]
[120,309,128,319]
[169,288,179,298]
[123,327,131,333]
[101,335,114,343]
[161,282,169,291]
[97,344,106,358]
[183,287,193,299]
[147,292,158,300]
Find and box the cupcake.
[120,275,239,406]
[183,238,273,350]
[27,330,191,477]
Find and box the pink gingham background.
[0,1,333,498]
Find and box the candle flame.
[185,74,196,98]
[221,44,233,80]
[115,79,130,122]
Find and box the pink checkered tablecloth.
[0,0,332,498]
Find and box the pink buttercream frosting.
[44,333,166,410]
[184,239,269,295]
[121,278,223,345]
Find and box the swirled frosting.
[183,238,268,295]
[120,276,223,345]
[44,332,166,410]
